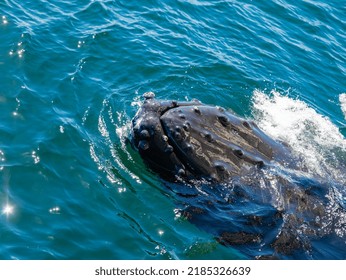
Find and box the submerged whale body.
[130,93,346,259]
[131,92,294,182]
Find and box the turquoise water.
[0,0,345,260]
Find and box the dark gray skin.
[130,93,346,259]
[131,92,294,182]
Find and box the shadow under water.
[164,164,346,259]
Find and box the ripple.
[1,0,346,260]
[88,96,141,188]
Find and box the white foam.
[339,93,346,120]
[252,90,346,183]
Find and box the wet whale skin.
[131,93,292,182]
[130,94,346,259]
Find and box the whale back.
[160,105,287,181]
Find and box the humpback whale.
[131,92,294,182]
[130,92,346,259]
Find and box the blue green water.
[0,0,345,259]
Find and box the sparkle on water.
[2,204,14,216]
[1,0,345,260]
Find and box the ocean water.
[0,0,345,260]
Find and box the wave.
[252,90,346,184]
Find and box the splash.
[252,90,346,184]
[250,90,346,254]
[340,93,346,120]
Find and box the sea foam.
[252,90,346,184]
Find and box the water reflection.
[2,204,14,216]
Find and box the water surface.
[0,0,345,259]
